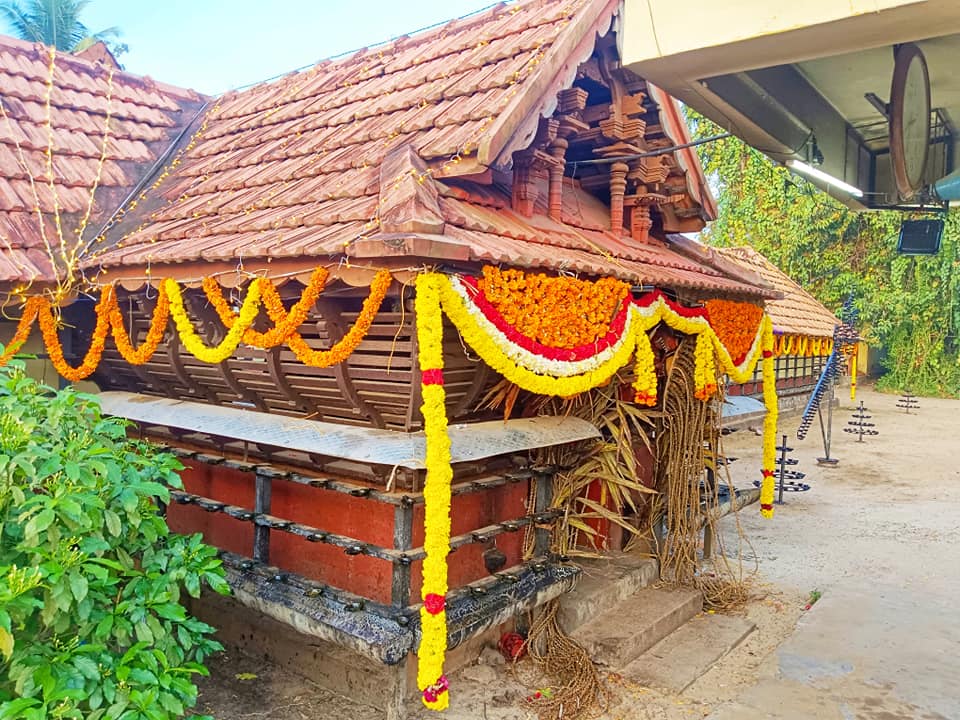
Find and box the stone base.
[192,592,515,720]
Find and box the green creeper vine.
[687,111,960,397]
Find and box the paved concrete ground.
[714,386,960,720]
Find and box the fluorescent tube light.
[786,160,864,198]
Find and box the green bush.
[0,360,229,720]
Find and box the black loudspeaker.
[897,219,944,255]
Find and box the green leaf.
[24,507,55,542]
[0,698,42,719]
[73,655,101,681]
[69,574,89,603]
[64,461,81,481]
[0,626,13,660]
[104,509,122,537]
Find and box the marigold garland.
[0,296,44,365]
[273,269,392,367]
[0,269,390,377]
[477,266,629,349]
[203,266,330,348]
[461,275,632,363]
[107,284,171,365]
[38,286,114,382]
[705,299,765,365]
[449,277,634,378]
[772,333,833,358]
[439,275,639,396]
[632,325,658,406]
[693,331,719,400]
[164,277,264,364]
[759,316,778,519]
[414,273,453,712]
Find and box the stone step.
[623,612,756,693]
[570,586,702,669]
[557,553,659,633]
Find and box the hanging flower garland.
[272,269,392,367]
[772,333,833,358]
[704,299,765,365]
[203,266,330,348]
[476,266,629,349]
[438,275,638,397]
[459,275,633,363]
[632,325,658,406]
[693,332,719,401]
[37,287,114,382]
[107,285,171,365]
[449,277,635,377]
[759,316,778,518]
[0,269,391,376]
[414,273,453,712]
[0,296,44,365]
[164,277,264,364]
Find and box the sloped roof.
[0,34,204,284]
[715,246,839,337]
[81,0,773,298]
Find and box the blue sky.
[67,0,497,94]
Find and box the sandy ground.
[194,385,960,720]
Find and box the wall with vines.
[688,111,960,397]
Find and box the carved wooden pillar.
[609,161,629,234]
[547,138,568,222]
[630,202,654,244]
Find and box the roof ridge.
[218,1,566,105]
[0,33,205,102]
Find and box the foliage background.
[688,112,960,396]
[0,360,226,720]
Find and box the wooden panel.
[80,283,502,432]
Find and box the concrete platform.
[570,586,703,669]
[624,612,756,692]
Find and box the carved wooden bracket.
[511,118,562,217]
[624,192,685,244]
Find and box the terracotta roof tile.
[0,33,205,284]
[82,0,760,298]
[715,246,839,336]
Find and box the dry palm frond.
[479,378,523,421]
[533,379,659,556]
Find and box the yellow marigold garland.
[632,324,658,406]
[414,273,453,712]
[693,332,719,401]
[760,316,778,518]
[164,277,264,364]
[203,266,330,348]
[773,333,833,358]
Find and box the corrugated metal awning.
[98,392,600,469]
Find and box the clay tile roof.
[0,34,205,285]
[715,246,840,337]
[84,0,768,299]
